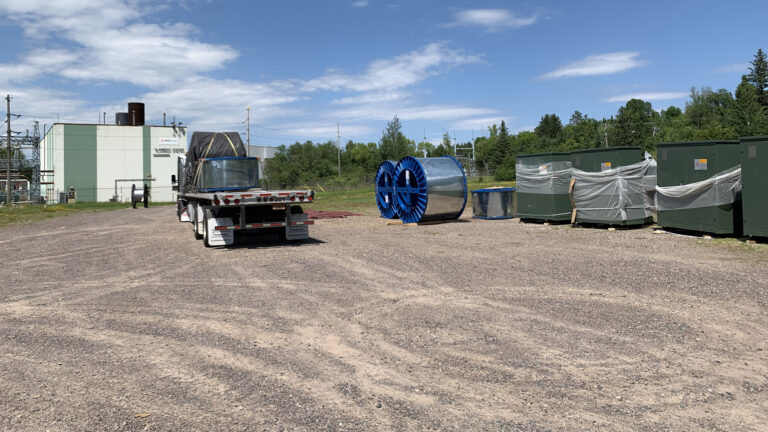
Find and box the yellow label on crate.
[600,162,612,171]
[694,158,708,170]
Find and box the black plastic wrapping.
[183,132,246,192]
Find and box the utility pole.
[603,121,608,148]
[336,122,341,178]
[471,129,475,161]
[6,95,11,205]
[246,107,250,157]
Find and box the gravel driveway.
[1,206,767,431]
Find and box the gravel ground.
[1,206,767,431]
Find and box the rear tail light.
[234,199,240,204]
[224,198,230,205]
[307,196,313,201]
[214,199,220,205]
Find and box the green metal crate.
[515,152,572,222]
[570,146,652,226]
[740,136,768,238]
[656,140,741,234]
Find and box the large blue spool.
[394,155,467,223]
[375,160,398,219]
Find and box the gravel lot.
[1,206,767,431]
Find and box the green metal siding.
[143,126,152,181]
[657,141,741,234]
[570,146,650,226]
[740,136,768,237]
[571,146,644,172]
[515,152,572,221]
[63,125,97,202]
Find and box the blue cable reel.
[375,160,398,219]
[394,155,467,224]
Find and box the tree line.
[265,49,768,186]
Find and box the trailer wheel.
[203,211,212,247]
[193,204,204,240]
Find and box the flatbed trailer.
[174,133,315,247]
[178,188,315,247]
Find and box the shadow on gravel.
[224,232,326,250]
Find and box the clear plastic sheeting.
[655,165,741,211]
[571,154,657,222]
[196,158,259,191]
[515,161,572,194]
[471,188,516,219]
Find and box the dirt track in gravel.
[1,206,767,431]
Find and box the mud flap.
[206,217,235,246]
[286,212,309,241]
[181,206,191,222]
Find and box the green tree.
[491,120,512,169]
[729,76,768,136]
[473,135,494,174]
[657,106,696,142]
[685,87,734,129]
[748,48,768,107]
[434,132,452,156]
[416,140,434,157]
[475,124,499,173]
[569,110,585,125]
[515,131,539,154]
[612,98,658,151]
[379,115,416,161]
[534,114,562,139]
[561,117,601,151]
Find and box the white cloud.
[539,52,646,80]
[3,86,93,129]
[331,91,409,105]
[452,117,509,131]
[269,122,373,138]
[510,125,536,134]
[449,9,537,32]
[303,42,481,93]
[139,77,302,129]
[0,0,238,87]
[328,104,497,122]
[0,1,491,142]
[351,1,369,7]
[713,63,749,74]
[603,92,688,103]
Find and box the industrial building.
[39,103,187,203]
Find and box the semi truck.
[172,132,314,247]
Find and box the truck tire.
[193,204,204,240]
[203,210,212,247]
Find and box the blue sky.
[1,0,766,146]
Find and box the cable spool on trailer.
[131,184,149,209]
[394,155,467,223]
[375,160,398,219]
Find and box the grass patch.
[0,201,175,228]
[310,177,516,215]
[695,237,768,261]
